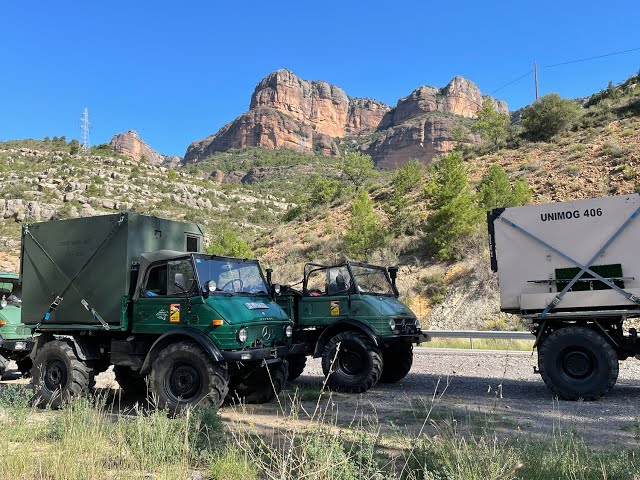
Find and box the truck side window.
[327,267,351,295]
[305,268,328,296]
[145,264,168,297]
[167,259,196,295]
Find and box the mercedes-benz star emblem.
[262,326,272,340]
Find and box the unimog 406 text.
[22,213,300,411]
[489,193,640,400]
[0,271,34,377]
[274,261,427,393]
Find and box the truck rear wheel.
[287,354,307,381]
[114,366,148,398]
[30,340,93,409]
[538,326,618,401]
[321,331,383,393]
[380,343,413,383]
[149,341,229,413]
[228,361,289,404]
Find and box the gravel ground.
[4,347,640,447]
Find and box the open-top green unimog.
[273,261,427,393]
[21,212,300,411]
[0,271,34,376]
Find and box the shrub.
[207,223,253,258]
[424,152,481,260]
[385,160,425,235]
[521,94,581,141]
[477,164,532,211]
[337,152,376,190]
[471,101,510,146]
[343,190,387,260]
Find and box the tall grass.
[1,380,640,479]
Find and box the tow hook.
[270,347,278,358]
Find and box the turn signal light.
[212,319,224,326]
[0,321,5,326]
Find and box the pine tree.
[472,101,510,146]
[337,152,376,190]
[477,164,532,211]
[344,190,387,260]
[207,223,253,258]
[424,152,480,260]
[385,160,424,235]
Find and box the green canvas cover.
[20,212,204,327]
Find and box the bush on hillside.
[385,160,425,235]
[472,101,510,147]
[337,152,376,190]
[207,223,254,258]
[344,190,387,260]
[521,94,581,141]
[477,164,531,211]
[424,152,481,260]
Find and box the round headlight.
[414,318,421,329]
[207,281,217,293]
[274,284,281,295]
[388,319,396,330]
[237,327,248,343]
[285,325,293,338]
[0,296,6,308]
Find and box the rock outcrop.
[110,130,174,165]
[184,70,508,167]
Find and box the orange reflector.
[0,321,5,326]
[212,319,224,326]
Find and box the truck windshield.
[194,258,268,295]
[351,265,394,296]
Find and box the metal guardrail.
[422,330,532,340]
[421,330,533,349]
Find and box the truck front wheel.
[149,341,229,413]
[380,343,413,383]
[322,331,383,393]
[287,354,307,381]
[538,326,618,400]
[30,340,93,409]
[228,361,289,404]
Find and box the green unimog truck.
[273,261,427,393]
[21,212,301,411]
[0,271,34,377]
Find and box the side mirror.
[203,280,216,298]
[174,273,186,292]
[266,268,273,286]
[388,266,399,297]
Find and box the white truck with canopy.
[488,193,640,400]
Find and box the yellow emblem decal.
[330,300,340,316]
[169,303,181,323]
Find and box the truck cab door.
[132,259,196,334]
[299,266,351,326]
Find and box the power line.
[544,46,640,69]
[490,70,534,95]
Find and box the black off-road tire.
[16,356,33,377]
[287,354,307,382]
[380,343,413,383]
[149,341,229,413]
[321,331,383,393]
[114,366,148,398]
[228,361,289,404]
[0,354,9,377]
[30,340,93,409]
[538,326,618,401]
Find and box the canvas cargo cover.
[20,212,204,326]
[489,194,640,312]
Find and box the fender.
[312,319,379,357]
[139,328,224,375]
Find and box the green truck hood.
[362,295,417,318]
[206,295,289,325]
[0,305,31,340]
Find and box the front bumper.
[378,332,429,346]
[222,341,307,362]
[0,338,35,354]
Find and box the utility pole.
[80,107,90,153]
[534,61,539,101]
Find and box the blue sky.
[1,1,639,156]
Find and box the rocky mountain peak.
[110,130,178,165]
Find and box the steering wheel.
[221,278,244,292]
